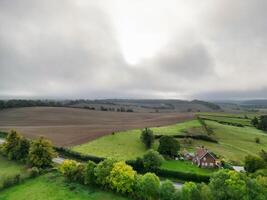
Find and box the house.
[192,147,218,168]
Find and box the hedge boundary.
[54,147,211,183]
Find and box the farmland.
[71,120,200,160]
[72,112,267,164]
[0,172,128,200]
[0,107,194,146]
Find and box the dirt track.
[0,107,194,146]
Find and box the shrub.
[29,167,40,178]
[259,149,267,162]
[84,161,97,185]
[28,137,56,169]
[54,146,104,163]
[138,173,160,200]
[1,174,21,189]
[255,137,260,144]
[109,161,136,194]
[158,136,180,158]
[181,182,201,200]
[159,180,176,200]
[16,137,30,162]
[140,128,154,149]
[142,149,164,171]
[156,169,210,183]
[60,159,79,181]
[94,158,116,188]
[244,155,266,173]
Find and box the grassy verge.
[0,172,129,200]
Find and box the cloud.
[0,0,267,99]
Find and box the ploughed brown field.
[0,107,194,146]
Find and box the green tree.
[251,117,259,127]
[142,149,164,171]
[109,161,136,194]
[84,161,97,185]
[159,180,176,200]
[181,182,201,200]
[199,183,213,200]
[60,159,79,181]
[28,137,56,169]
[16,137,30,162]
[259,150,267,162]
[247,176,267,200]
[94,158,116,188]
[2,130,21,160]
[139,173,160,200]
[209,170,248,200]
[244,155,266,173]
[140,128,154,149]
[158,136,180,157]
[257,115,267,131]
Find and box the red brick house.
[192,147,218,168]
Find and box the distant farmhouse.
[183,146,219,168]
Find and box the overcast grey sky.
[0,0,267,100]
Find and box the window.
[203,157,206,161]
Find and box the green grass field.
[72,112,267,164]
[71,120,201,160]
[0,172,128,200]
[188,121,267,164]
[161,160,216,175]
[0,155,29,187]
[198,114,252,126]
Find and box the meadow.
[72,112,267,165]
[71,120,200,160]
[0,172,128,200]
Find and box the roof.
[195,147,216,160]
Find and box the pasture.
[0,107,193,146]
[71,120,200,160]
[189,121,267,164]
[0,172,128,200]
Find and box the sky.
[0,0,267,100]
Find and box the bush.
[54,146,104,163]
[109,161,136,194]
[29,167,40,178]
[142,150,164,171]
[158,136,180,158]
[16,137,30,162]
[84,161,97,185]
[94,158,116,188]
[255,137,260,144]
[28,137,56,169]
[140,128,154,149]
[1,174,21,189]
[159,180,176,200]
[60,159,79,181]
[138,173,160,200]
[181,182,201,200]
[244,155,266,173]
[156,168,210,183]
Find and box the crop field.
[71,120,200,160]
[161,160,216,175]
[0,107,194,146]
[0,172,128,200]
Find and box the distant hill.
[0,99,221,113]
